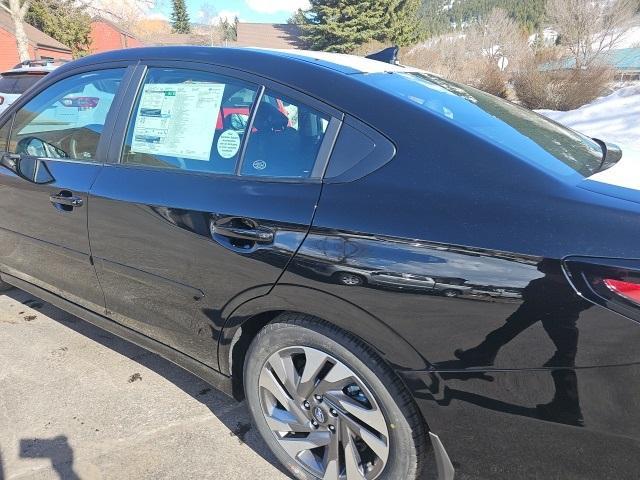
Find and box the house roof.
[148,33,210,46]
[546,47,640,72]
[233,23,303,50]
[608,47,640,71]
[91,17,139,40]
[0,8,71,52]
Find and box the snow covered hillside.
[538,84,640,150]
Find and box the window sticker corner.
[130,82,225,161]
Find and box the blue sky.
[150,0,309,24]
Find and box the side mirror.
[0,152,55,184]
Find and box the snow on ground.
[537,84,640,151]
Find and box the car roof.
[248,48,418,74]
[2,64,59,75]
[55,46,425,119]
[62,46,419,77]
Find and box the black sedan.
[0,47,639,480]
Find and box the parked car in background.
[0,59,65,115]
[1,47,640,480]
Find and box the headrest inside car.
[253,102,289,132]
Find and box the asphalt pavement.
[0,288,290,480]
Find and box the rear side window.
[122,68,259,175]
[0,74,42,94]
[0,76,17,94]
[240,90,330,178]
[13,75,43,93]
[9,69,125,161]
[368,72,603,177]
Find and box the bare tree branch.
[547,0,636,68]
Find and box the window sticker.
[252,159,267,170]
[131,83,225,161]
[217,129,241,159]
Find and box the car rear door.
[0,66,131,311]
[88,63,341,368]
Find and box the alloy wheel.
[338,273,363,286]
[258,346,390,480]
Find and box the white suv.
[0,59,66,116]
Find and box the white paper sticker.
[217,130,241,159]
[130,82,225,161]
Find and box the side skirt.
[1,272,234,398]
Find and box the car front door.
[0,67,129,311]
[88,64,340,368]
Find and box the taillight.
[563,257,640,322]
[60,97,99,108]
[0,96,4,105]
[603,279,640,305]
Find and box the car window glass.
[13,75,43,94]
[8,69,125,162]
[241,90,330,179]
[369,72,603,177]
[122,68,258,175]
[0,76,17,94]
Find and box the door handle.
[50,192,83,208]
[213,224,274,243]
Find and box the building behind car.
[0,9,72,71]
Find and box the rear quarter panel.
[278,106,640,478]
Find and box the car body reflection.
[290,231,530,300]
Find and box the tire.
[334,272,365,286]
[441,289,459,298]
[244,313,428,480]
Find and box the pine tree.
[171,0,191,34]
[302,0,423,53]
[386,0,423,46]
[26,0,91,58]
[419,0,547,35]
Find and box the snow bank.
[537,84,640,150]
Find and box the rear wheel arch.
[219,284,429,399]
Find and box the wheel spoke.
[297,347,332,399]
[269,351,300,401]
[278,431,332,457]
[259,368,308,424]
[260,367,291,408]
[328,391,388,436]
[343,425,367,480]
[265,409,313,434]
[322,419,341,480]
[313,362,354,397]
[342,413,389,464]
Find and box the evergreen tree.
[287,8,307,25]
[302,0,423,53]
[171,0,191,34]
[386,0,424,45]
[420,0,547,36]
[25,0,91,57]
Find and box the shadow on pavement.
[5,288,291,479]
[20,436,80,480]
